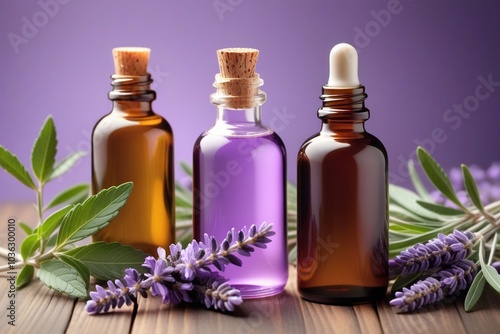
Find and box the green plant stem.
[0,247,22,262]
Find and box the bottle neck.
[109,74,155,115]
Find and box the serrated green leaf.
[389,184,441,221]
[19,222,33,236]
[416,200,466,216]
[31,116,57,184]
[56,182,133,248]
[20,234,40,261]
[416,147,466,210]
[16,265,35,289]
[45,183,89,210]
[35,205,73,240]
[49,150,87,181]
[391,272,423,296]
[408,159,431,201]
[180,161,192,177]
[464,271,485,312]
[63,242,146,280]
[461,164,484,212]
[0,146,36,189]
[478,241,500,293]
[39,259,88,299]
[57,254,90,289]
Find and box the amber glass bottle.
[297,43,388,304]
[92,48,175,255]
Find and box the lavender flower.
[390,259,477,313]
[389,230,478,278]
[86,222,274,315]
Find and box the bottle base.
[234,283,286,299]
[299,285,387,305]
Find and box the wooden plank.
[457,284,500,333]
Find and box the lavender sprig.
[389,230,479,279]
[86,222,274,314]
[390,259,478,313]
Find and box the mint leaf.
[63,242,146,281]
[31,116,57,184]
[56,182,133,248]
[16,265,35,289]
[0,146,36,189]
[464,271,485,312]
[39,259,88,299]
[49,150,86,181]
[57,254,90,289]
[20,234,40,261]
[461,164,484,212]
[36,205,73,239]
[417,147,467,210]
[45,183,89,210]
[416,200,465,216]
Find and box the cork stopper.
[112,47,150,75]
[215,48,261,108]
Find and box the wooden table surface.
[1,203,499,334]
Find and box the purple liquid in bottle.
[193,131,288,298]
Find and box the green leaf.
[175,183,192,208]
[180,161,192,177]
[288,244,297,264]
[408,159,431,201]
[20,234,40,261]
[57,254,90,289]
[0,146,36,189]
[464,270,485,312]
[63,242,146,281]
[416,147,467,210]
[461,164,484,212]
[56,182,133,248]
[389,184,441,221]
[16,265,35,289]
[36,205,73,239]
[49,150,87,181]
[19,222,33,236]
[31,116,57,184]
[45,183,89,210]
[39,259,88,299]
[478,241,500,293]
[416,200,466,216]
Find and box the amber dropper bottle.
[297,43,388,304]
[92,47,175,255]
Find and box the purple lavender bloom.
[492,261,500,274]
[168,281,194,304]
[143,253,175,303]
[196,273,243,312]
[389,230,478,278]
[487,162,500,182]
[123,268,148,298]
[390,259,477,313]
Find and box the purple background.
[1,0,500,202]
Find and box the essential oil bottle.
[297,43,388,304]
[193,48,288,298]
[92,47,175,255]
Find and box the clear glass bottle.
[297,44,388,304]
[193,48,288,298]
[92,48,175,255]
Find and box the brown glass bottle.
[92,48,174,255]
[297,84,388,305]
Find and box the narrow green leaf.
[31,116,57,184]
[288,244,297,264]
[56,182,133,248]
[175,183,192,207]
[389,184,441,221]
[49,150,87,181]
[39,259,88,299]
[461,164,484,212]
[20,234,40,261]
[391,272,423,296]
[416,147,466,210]
[57,254,90,289]
[0,146,36,189]
[35,205,73,239]
[478,241,500,293]
[19,222,33,236]
[408,159,431,201]
[464,271,485,312]
[488,233,498,265]
[389,218,434,234]
[63,242,146,280]
[416,200,466,216]
[45,183,89,210]
[16,265,35,289]
[180,161,192,177]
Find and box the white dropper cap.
[327,43,360,88]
